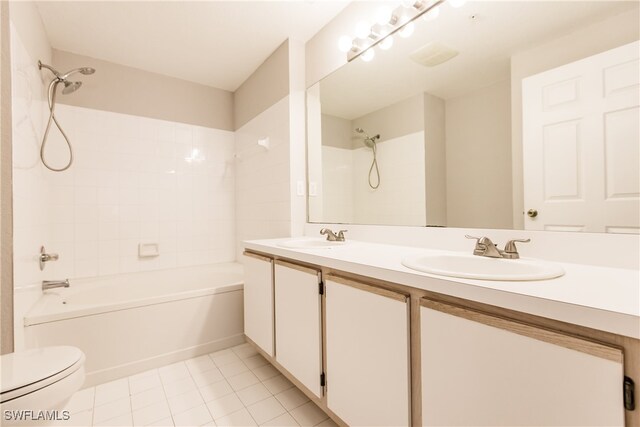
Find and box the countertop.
[245,238,640,339]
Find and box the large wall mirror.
[307,1,639,233]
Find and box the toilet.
[1,346,86,425]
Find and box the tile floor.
[58,343,337,427]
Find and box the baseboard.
[82,334,246,387]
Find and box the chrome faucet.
[320,228,347,242]
[42,279,70,291]
[465,235,530,259]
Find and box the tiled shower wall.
[321,131,426,226]
[43,104,236,279]
[12,21,236,293]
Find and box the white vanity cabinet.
[243,252,274,356]
[421,298,625,427]
[325,276,411,427]
[274,260,323,397]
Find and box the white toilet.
[1,346,86,425]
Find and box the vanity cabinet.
[421,298,625,427]
[243,252,274,356]
[325,275,411,427]
[274,261,323,397]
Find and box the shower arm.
[38,60,61,78]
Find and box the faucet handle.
[465,235,482,242]
[503,238,531,259]
[320,228,338,241]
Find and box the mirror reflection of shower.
[38,60,96,172]
[355,127,381,189]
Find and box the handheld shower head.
[60,67,96,80]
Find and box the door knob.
[527,209,538,218]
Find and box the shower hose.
[41,79,73,172]
[368,142,380,189]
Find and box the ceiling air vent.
[409,42,459,67]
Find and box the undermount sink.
[278,238,347,249]
[401,253,565,281]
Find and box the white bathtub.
[24,263,245,386]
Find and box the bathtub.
[24,263,245,386]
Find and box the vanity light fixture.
[341,0,456,62]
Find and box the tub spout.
[42,279,70,290]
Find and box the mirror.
[307,1,639,233]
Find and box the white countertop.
[245,238,640,339]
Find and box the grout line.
[90,387,97,427]
[156,367,177,427]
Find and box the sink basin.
[278,238,347,249]
[401,253,565,281]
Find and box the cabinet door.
[274,261,323,397]
[421,299,625,426]
[243,252,274,356]
[326,276,410,427]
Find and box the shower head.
[38,60,95,81]
[60,67,96,80]
[354,127,380,148]
[61,81,83,95]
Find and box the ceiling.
[319,1,639,120]
[35,1,350,92]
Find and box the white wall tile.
[14,99,237,285]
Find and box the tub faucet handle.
[39,246,59,271]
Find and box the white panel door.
[421,300,624,426]
[326,277,410,427]
[243,252,274,356]
[274,261,323,398]
[523,40,640,233]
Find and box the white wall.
[321,146,353,223]
[353,132,426,226]
[45,105,236,279]
[321,132,426,226]
[10,3,52,351]
[235,96,292,260]
[445,80,512,229]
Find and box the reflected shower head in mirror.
[354,127,380,148]
[354,128,381,189]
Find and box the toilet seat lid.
[1,346,84,394]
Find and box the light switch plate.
[296,180,305,196]
[309,182,318,197]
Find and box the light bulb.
[375,6,393,25]
[355,21,370,39]
[422,6,440,21]
[361,49,375,62]
[449,0,466,8]
[338,36,352,53]
[379,36,394,50]
[399,21,415,38]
